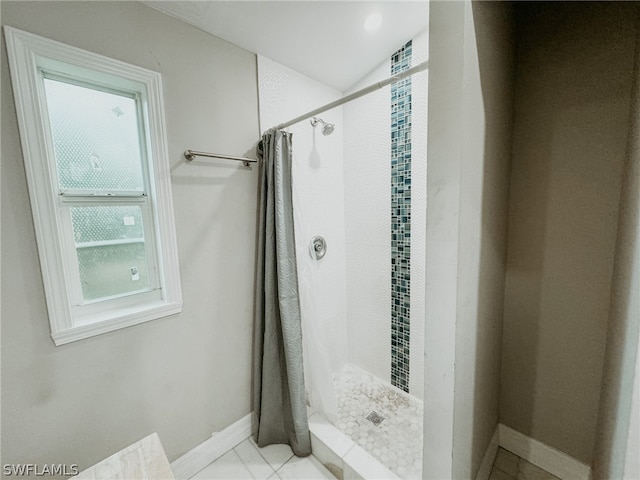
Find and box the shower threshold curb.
[308,411,400,480]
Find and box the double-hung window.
[5,27,182,345]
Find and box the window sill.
[51,300,182,346]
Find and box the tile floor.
[188,437,562,480]
[489,448,561,480]
[334,364,423,479]
[188,437,336,480]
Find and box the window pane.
[44,78,145,193]
[71,205,144,243]
[71,206,150,301]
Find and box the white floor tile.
[234,439,275,480]
[249,438,294,471]
[277,456,335,480]
[190,449,253,480]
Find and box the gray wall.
[592,19,640,480]
[501,2,639,465]
[1,1,260,472]
[424,2,514,478]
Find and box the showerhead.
[322,122,335,136]
[310,117,335,136]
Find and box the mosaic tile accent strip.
[390,41,412,393]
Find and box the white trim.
[76,238,145,249]
[498,424,592,480]
[3,26,182,345]
[170,414,254,480]
[342,443,399,480]
[52,301,182,345]
[476,426,499,480]
[308,411,399,480]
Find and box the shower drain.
[365,410,385,426]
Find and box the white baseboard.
[170,413,254,480]
[498,424,591,480]
[476,426,500,480]
[169,416,592,480]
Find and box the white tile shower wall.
[343,58,392,386]
[257,56,349,376]
[343,31,428,399]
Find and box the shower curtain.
[252,128,311,457]
[292,136,339,425]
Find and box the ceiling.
[142,1,430,91]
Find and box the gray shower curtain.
[253,128,311,457]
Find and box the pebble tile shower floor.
[334,365,423,479]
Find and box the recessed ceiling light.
[364,12,383,32]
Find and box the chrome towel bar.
[184,149,258,167]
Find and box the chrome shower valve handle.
[310,236,327,260]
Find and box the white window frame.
[4,26,183,346]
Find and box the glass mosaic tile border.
[390,41,412,393]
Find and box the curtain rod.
[185,60,429,166]
[273,60,429,131]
